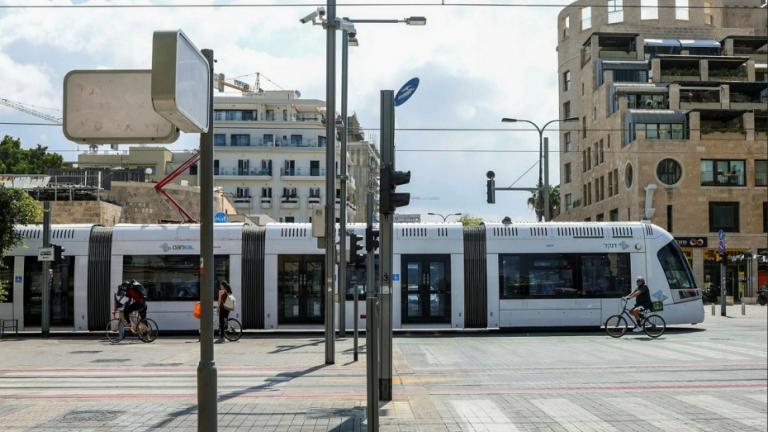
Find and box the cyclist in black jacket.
[623,276,652,332]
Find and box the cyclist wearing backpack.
[217,281,235,343]
[123,280,148,332]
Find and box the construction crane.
[0,97,62,124]
[214,72,285,94]
[154,150,201,224]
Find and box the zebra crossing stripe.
[450,399,519,432]
[531,398,617,432]
[689,341,768,358]
[609,341,698,361]
[677,395,767,430]
[658,343,746,361]
[606,397,699,432]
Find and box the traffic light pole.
[324,0,337,365]
[41,201,51,338]
[379,90,395,401]
[338,25,349,339]
[720,254,727,316]
[365,181,379,430]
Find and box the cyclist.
[122,280,148,332]
[623,276,652,332]
[217,281,234,343]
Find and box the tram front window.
[657,241,699,301]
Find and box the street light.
[428,212,462,222]
[501,116,578,222]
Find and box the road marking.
[451,399,518,432]
[611,341,698,361]
[677,395,767,429]
[531,398,617,432]
[690,341,768,358]
[660,343,746,361]
[606,397,699,432]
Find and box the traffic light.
[365,227,380,253]
[350,233,366,267]
[52,244,64,263]
[380,166,411,214]
[486,170,496,204]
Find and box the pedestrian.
[216,281,234,343]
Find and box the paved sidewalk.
[0,305,765,431]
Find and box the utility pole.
[197,48,217,432]
[720,253,727,317]
[324,0,337,365]
[365,174,379,431]
[41,201,51,337]
[338,22,349,338]
[543,137,550,221]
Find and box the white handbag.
[223,294,236,311]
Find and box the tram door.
[23,256,74,327]
[401,254,451,324]
[278,255,324,324]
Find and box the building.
[347,114,380,222]
[212,90,357,223]
[77,146,199,187]
[555,0,767,300]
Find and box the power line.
[0,2,760,9]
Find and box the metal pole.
[41,201,51,337]
[324,0,337,365]
[365,178,379,431]
[379,90,394,401]
[543,136,550,222]
[338,25,349,338]
[197,48,217,432]
[720,256,727,317]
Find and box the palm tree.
[527,184,560,221]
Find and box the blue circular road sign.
[395,77,420,107]
[215,212,229,223]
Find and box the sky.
[0,0,565,223]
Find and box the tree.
[527,184,560,221]
[0,135,63,174]
[0,187,41,301]
[458,214,484,226]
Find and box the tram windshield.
[657,241,699,301]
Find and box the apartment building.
[556,0,767,299]
[346,114,380,223]
[213,90,356,223]
[77,147,198,186]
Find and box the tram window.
[123,255,230,301]
[657,241,696,292]
[0,257,13,303]
[499,253,631,299]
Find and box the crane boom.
[0,98,62,124]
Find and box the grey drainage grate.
[61,410,120,423]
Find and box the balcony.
[729,82,768,110]
[307,196,321,209]
[280,196,299,209]
[699,110,747,140]
[680,88,721,110]
[215,138,274,148]
[233,196,252,208]
[215,167,272,179]
[280,167,326,179]
[275,138,326,149]
[260,197,272,209]
[709,59,749,82]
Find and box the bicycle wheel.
[106,319,126,343]
[605,315,628,338]
[224,318,242,342]
[643,314,666,338]
[138,319,159,343]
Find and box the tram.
[0,222,704,332]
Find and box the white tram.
[0,222,703,332]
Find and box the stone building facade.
[555,0,767,299]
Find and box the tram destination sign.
[675,237,708,248]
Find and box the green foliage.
[527,184,561,221]
[0,135,63,174]
[458,214,484,226]
[0,187,41,301]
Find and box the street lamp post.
[428,212,462,222]
[501,116,577,221]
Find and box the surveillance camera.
[300,10,319,24]
[317,7,325,17]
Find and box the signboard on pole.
[37,247,54,262]
[152,30,211,133]
[214,212,228,223]
[63,70,179,144]
[394,77,419,107]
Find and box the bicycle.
[105,310,159,343]
[221,317,242,342]
[604,299,666,338]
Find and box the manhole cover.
[70,350,102,354]
[61,410,120,423]
[90,358,129,363]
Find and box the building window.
[641,0,658,20]
[290,134,303,146]
[582,117,587,138]
[261,187,272,198]
[564,132,572,153]
[263,134,274,146]
[565,193,573,210]
[709,202,739,232]
[123,255,229,301]
[608,0,624,24]
[586,148,592,170]
[657,159,682,186]
[593,144,599,167]
[582,184,587,206]
[318,136,327,147]
[214,134,226,146]
[756,160,767,186]
[588,182,593,205]
[563,101,571,119]
[609,208,619,221]
[600,176,605,201]
[230,134,250,146]
[564,163,572,183]
[562,15,570,40]
[563,71,571,91]
[632,123,684,141]
[581,7,592,30]
[625,163,633,188]
[0,256,13,303]
[599,139,604,163]
[236,187,250,198]
[613,168,619,194]
[213,159,219,176]
[265,109,275,121]
[700,160,746,186]
[608,171,613,196]
[596,213,605,221]
[676,0,689,20]
[704,0,713,25]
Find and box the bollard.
[711,303,716,316]
[741,300,745,316]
